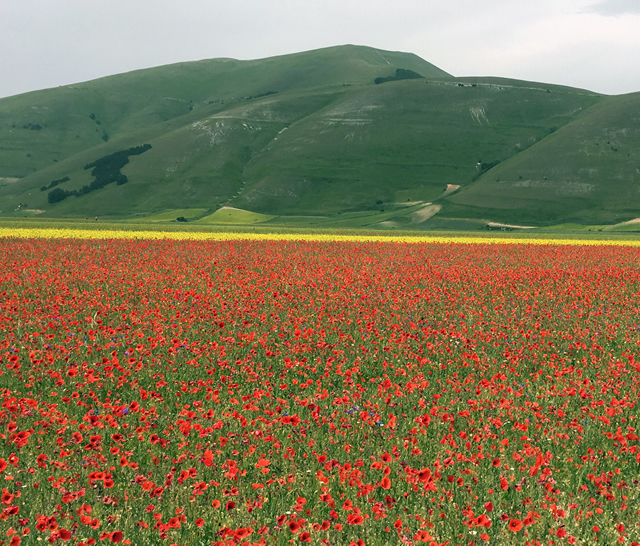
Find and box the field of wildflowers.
[0,234,639,545]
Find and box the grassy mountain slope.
[233,79,600,214]
[444,92,640,224]
[0,87,347,216]
[0,45,448,178]
[1,76,601,219]
[4,45,640,226]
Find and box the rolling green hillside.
[443,92,640,224]
[0,45,447,178]
[1,44,638,227]
[233,79,600,214]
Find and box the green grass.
[538,223,608,231]
[140,208,209,222]
[603,220,640,232]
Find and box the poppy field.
[0,235,639,545]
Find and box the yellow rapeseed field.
[1,227,640,245]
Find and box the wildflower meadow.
[0,233,639,545]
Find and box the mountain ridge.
[1,44,638,228]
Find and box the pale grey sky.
[1,0,639,99]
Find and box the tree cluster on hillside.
[40,176,69,192]
[374,69,424,85]
[47,144,151,204]
[244,91,279,100]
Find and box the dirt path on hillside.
[440,184,460,198]
[487,221,535,229]
[409,204,441,223]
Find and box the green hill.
[1,44,638,227]
[0,45,447,179]
[443,91,640,225]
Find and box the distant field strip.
[2,227,640,245]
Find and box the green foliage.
[40,176,69,192]
[78,144,152,194]
[375,68,424,84]
[47,145,151,204]
[47,187,69,204]
[245,90,279,100]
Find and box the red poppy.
[203,450,214,467]
[508,519,523,532]
[235,527,252,539]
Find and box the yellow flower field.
[1,226,640,245]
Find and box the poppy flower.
[235,527,252,539]
[203,450,214,467]
[508,519,523,532]
[414,530,434,542]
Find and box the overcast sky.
[1,0,639,99]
